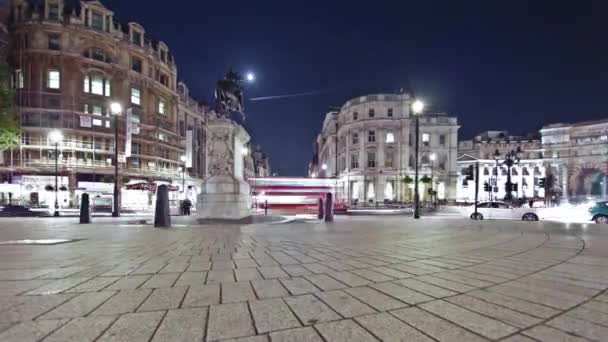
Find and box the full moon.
[246,72,255,82]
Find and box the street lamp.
[494,147,522,202]
[180,155,186,194]
[412,99,424,219]
[429,153,436,206]
[246,72,255,82]
[49,130,62,217]
[110,101,122,217]
[321,163,328,177]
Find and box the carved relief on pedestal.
[207,127,234,177]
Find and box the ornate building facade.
[311,93,460,204]
[2,0,208,209]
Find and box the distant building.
[2,0,208,209]
[244,144,271,179]
[312,92,460,205]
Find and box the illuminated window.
[83,75,111,96]
[422,133,430,146]
[47,70,60,89]
[93,119,103,126]
[158,98,166,115]
[158,133,166,141]
[14,69,24,89]
[131,88,141,105]
[385,132,395,143]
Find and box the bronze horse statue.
[215,70,245,119]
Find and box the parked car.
[464,201,540,221]
[589,201,608,224]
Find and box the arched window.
[83,73,111,97]
[83,48,111,63]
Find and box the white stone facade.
[312,93,460,205]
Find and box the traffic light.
[484,182,490,192]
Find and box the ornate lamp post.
[49,130,63,217]
[494,147,522,202]
[110,102,122,217]
[412,99,424,219]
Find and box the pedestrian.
[183,199,192,215]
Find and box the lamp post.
[180,155,186,196]
[412,99,424,219]
[321,163,328,177]
[429,153,436,206]
[494,147,521,202]
[110,102,122,217]
[49,130,62,217]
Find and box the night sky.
[101,0,608,176]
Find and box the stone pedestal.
[197,119,252,221]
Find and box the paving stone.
[420,299,518,339]
[224,336,269,342]
[207,269,235,283]
[370,282,433,304]
[259,266,289,279]
[159,262,189,273]
[305,274,348,291]
[391,307,487,342]
[131,262,166,275]
[24,277,91,295]
[140,273,179,289]
[467,289,559,318]
[522,325,588,342]
[44,316,117,342]
[269,326,323,342]
[327,271,372,287]
[97,311,164,342]
[64,277,121,293]
[234,259,259,269]
[222,282,257,303]
[251,279,289,299]
[207,303,255,340]
[350,269,394,282]
[281,277,319,295]
[394,278,458,298]
[0,318,69,342]
[0,279,52,296]
[355,312,434,342]
[249,298,301,333]
[102,265,140,277]
[187,262,211,272]
[345,286,407,311]
[235,268,263,281]
[316,290,376,317]
[138,286,187,312]
[501,334,536,342]
[547,314,608,341]
[0,293,74,322]
[182,284,220,307]
[316,319,378,342]
[371,266,414,279]
[414,275,477,293]
[303,263,335,274]
[281,265,313,277]
[151,307,207,341]
[105,275,151,291]
[91,289,152,316]
[447,295,541,328]
[212,260,235,270]
[41,291,116,319]
[284,294,341,325]
[174,272,207,287]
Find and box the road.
[0,216,606,341]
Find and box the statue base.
[196,176,251,221]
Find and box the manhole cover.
[0,239,83,245]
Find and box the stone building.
[2,0,207,209]
[312,92,460,205]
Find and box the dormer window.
[132,31,142,46]
[91,11,104,31]
[48,4,60,21]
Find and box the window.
[350,154,359,169]
[367,152,376,168]
[158,98,166,115]
[131,56,142,73]
[352,133,359,145]
[47,70,60,89]
[14,69,24,89]
[130,88,141,105]
[386,132,395,143]
[368,130,375,143]
[387,108,393,117]
[48,4,60,21]
[92,48,105,62]
[91,11,104,31]
[422,133,430,146]
[92,105,103,116]
[439,134,446,146]
[93,119,103,126]
[83,75,111,96]
[158,133,166,141]
[132,31,142,46]
[385,150,394,168]
[368,108,375,118]
[159,74,169,87]
[160,50,167,63]
[48,33,60,50]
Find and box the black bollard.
[265,200,268,216]
[318,198,324,220]
[79,193,91,224]
[325,193,333,222]
[154,185,171,228]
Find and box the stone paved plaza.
[0,216,607,341]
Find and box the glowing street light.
[242,147,250,156]
[109,101,122,217]
[412,100,425,115]
[49,130,62,217]
[412,99,425,219]
[246,72,255,82]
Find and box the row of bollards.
[79,185,171,228]
[318,193,334,222]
